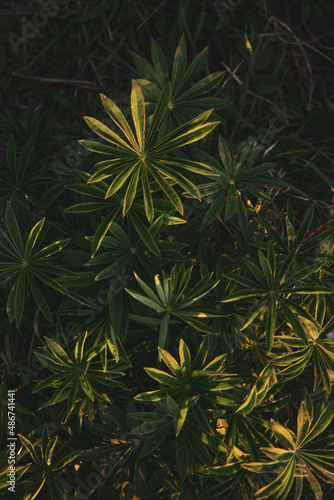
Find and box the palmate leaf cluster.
[0,36,334,500]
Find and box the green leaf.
[139,423,172,458]
[32,238,70,261]
[242,461,281,473]
[33,353,67,373]
[79,376,94,401]
[180,315,217,334]
[133,54,160,87]
[129,212,160,257]
[146,83,171,147]
[64,202,113,213]
[270,419,295,449]
[144,367,180,386]
[177,46,208,95]
[131,419,169,434]
[305,468,323,500]
[18,135,34,179]
[100,93,138,149]
[14,270,26,326]
[255,361,274,400]
[44,337,72,365]
[171,34,186,94]
[56,450,82,470]
[105,161,138,198]
[225,185,238,220]
[150,38,169,86]
[45,435,58,466]
[296,401,311,447]
[163,157,219,176]
[79,139,130,156]
[91,207,120,257]
[154,120,219,153]
[237,195,248,236]
[158,347,181,376]
[6,134,17,180]
[31,269,68,295]
[123,163,141,216]
[236,386,257,415]
[278,299,309,345]
[176,72,224,102]
[148,166,183,214]
[5,202,24,256]
[134,389,168,401]
[258,251,273,288]
[183,424,213,466]
[192,336,209,370]
[27,274,52,323]
[24,219,45,260]
[67,376,79,414]
[125,288,162,310]
[82,341,108,363]
[141,162,154,223]
[155,161,201,200]
[41,423,49,463]
[254,459,295,499]
[84,116,133,151]
[181,97,229,110]
[133,271,162,304]
[261,447,294,461]
[277,350,312,377]
[301,402,334,445]
[179,339,191,378]
[131,81,145,151]
[18,434,40,465]
[154,273,167,304]
[202,192,225,225]
[240,297,267,330]
[176,433,189,480]
[174,395,189,436]
[0,228,21,258]
[178,278,219,307]
[158,312,170,351]
[151,109,215,153]
[244,259,267,286]
[192,403,214,435]
[289,286,334,295]
[266,299,276,352]
[295,205,314,246]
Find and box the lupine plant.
[1,35,334,500]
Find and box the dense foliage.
[1,2,334,499]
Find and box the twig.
[302,217,334,243]
[217,215,238,249]
[303,22,334,51]
[220,61,281,112]
[272,18,314,110]
[271,17,334,65]
[11,73,99,89]
[260,15,334,65]
[88,56,104,88]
